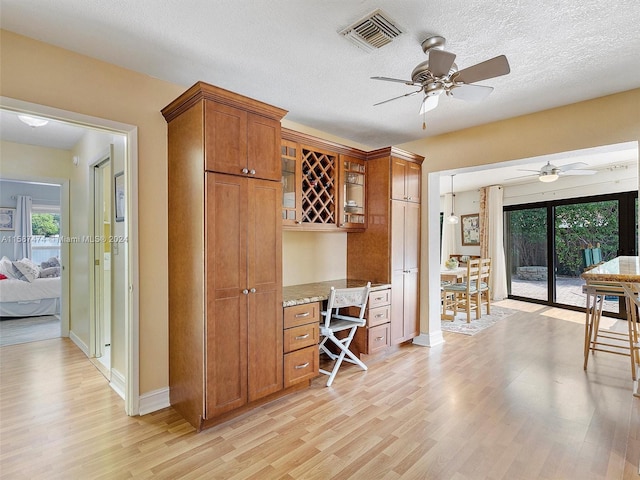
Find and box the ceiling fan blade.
[517,169,542,173]
[428,49,456,77]
[455,55,510,84]
[448,83,494,101]
[371,76,419,86]
[560,169,597,176]
[373,89,422,106]
[559,162,589,172]
[419,95,439,115]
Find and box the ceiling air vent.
[339,9,404,52]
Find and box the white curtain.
[14,195,32,259]
[440,192,456,266]
[480,186,508,300]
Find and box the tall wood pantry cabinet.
[347,147,424,347]
[162,82,288,431]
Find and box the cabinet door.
[403,270,419,340]
[391,158,421,203]
[247,178,283,401]
[205,173,248,418]
[405,162,421,203]
[205,101,248,175]
[338,155,366,230]
[281,140,303,226]
[248,113,281,182]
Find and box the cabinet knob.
[249,169,256,175]
[250,288,256,293]
[242,168,249,174]
[242,289,249,295]
[407,196,413,200]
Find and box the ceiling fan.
[517,161,597,183]
[371,35,510,127]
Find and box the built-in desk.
[283,279,392,362]
[283,279,391,307]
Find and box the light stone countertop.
[581,256,640,283]
[283,279,391,307]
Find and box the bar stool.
[583,278,637,380]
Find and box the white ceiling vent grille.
[340,9,404,52]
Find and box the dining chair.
[318,282,371,386]
[478,258,491,316]
[442,258,483,322]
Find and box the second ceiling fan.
[372,35,510,125]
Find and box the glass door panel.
[507,207,548,301]
[555,201,619,314]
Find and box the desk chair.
[318,282,371,386]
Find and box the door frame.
[1,96,140,416]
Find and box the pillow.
[12,258,40,282]
[41,257,60,269]
[39,266,61,278]
[0,256,17,279]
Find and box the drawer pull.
[375,313,385,318]
[374,296,383,301]
[295,333,310,340]
[294,362,310,369]
[375,336,385,341]
[295,312,310,318]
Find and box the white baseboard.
[138,387,170,416]
[110,368,126,400]
[413,331,445,347]
[69,331,89,356]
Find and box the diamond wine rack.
[301,148,336,224]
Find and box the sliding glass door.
[505,191,637,317]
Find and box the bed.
[0,277,61,317]
[0,256,61,317]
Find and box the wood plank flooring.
[1,300,639,479]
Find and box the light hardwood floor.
[1,300,639,479]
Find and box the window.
[31,205,60,264]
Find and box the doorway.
[0,97,139,415]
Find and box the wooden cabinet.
[281,129,367,231]
[347,147,424,348]
[162,82,288,430]
[283,303,320,387]
[352,288,392,356]
[205,97,281,181]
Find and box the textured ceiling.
[2,0,639,150]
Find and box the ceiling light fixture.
[447,174,459,224]
[18,115,48,128]
[538,172,558,183]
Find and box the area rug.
[440,306,516,336]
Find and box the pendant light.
[447,174,459,224]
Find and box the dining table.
[581,256,640,396]
[440,266,468,284]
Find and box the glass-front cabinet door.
[281,139,301,226]
[339,155,366,229]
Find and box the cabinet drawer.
[284,323,319,354]
[284,345,319,387]
[369,289,391,308]
[368,305,391,328]
[368,323,390,354]
[284,302,320,329]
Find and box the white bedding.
[0,277,61,303]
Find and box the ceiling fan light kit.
[372,35,510,128]
[514,161,597,182]
[538,172,559,183]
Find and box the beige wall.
[282,231,347,286]
[0,140,73,179]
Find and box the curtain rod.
[10,195,58,204]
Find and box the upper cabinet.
[281,129,367,231]
[391,157,421,203]
[205,102,281,181]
